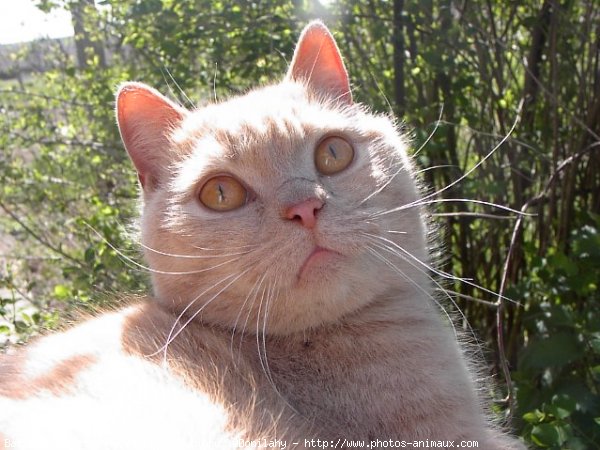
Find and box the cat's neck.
[123,283,440,356]
[119,288,469,441]
[153,283,440,352]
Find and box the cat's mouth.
[297,246,342,280]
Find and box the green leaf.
[84,247,96,265]
[550,394,576,419]
[519,332,585,372]
[590,338,600,354]
[523,410,544,424]
[548,405,571,420]
[53,284,70,300]
[548,252,578,276]
[564,437,589,450]
[531,424,561,447]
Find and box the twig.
[496,141,600,420]
[0,89,94,108]
[0,199,84,268]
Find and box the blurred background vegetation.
[0,0,599,448]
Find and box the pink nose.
[284,198,324,229]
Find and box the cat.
[0,21,525,450]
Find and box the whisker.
[364,232,519,306]
[147,271,240,360]
[85,223,243,275]
[237,271,267,356]
[257,274,277,386]
[440,289,498,307]
[230,273,265,358]
[366,243,488,361]
[432,212,518,220]
[213,62,218,103]
[415,164,459,174]
[192,243,259,251]
[436,119,538,153]
[149,268,251,361]
[358,104,444,207]
[161,65,196,109]
[256,272,299,414]
[255,277,271,380]
[139,241,257,259]
[366,246,459,339]
[112,220,259,254]
[370,198,532,219]
[395,100,523,211]
[375,80,395,118]
[307,35,326,94]
[413,103,444,157]
[363,232,468,282]
[330,87,354,104]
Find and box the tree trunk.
[70,0,106,69]
[393,0,405,117]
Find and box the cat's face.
[116,22,427,335]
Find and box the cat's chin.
[296,246,343,282]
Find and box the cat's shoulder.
[0,297,242,400]
[0,300,241,450]
[0,300,138,397]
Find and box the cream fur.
[0,22,525,450]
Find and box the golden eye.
[199,176,247,211]
[315,136,354,175]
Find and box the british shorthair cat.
[0,21,525,450]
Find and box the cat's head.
[115,21,428,335]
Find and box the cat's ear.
[286,21,352,104]
[116,82,187,190]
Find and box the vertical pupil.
[218,184,225,202]
[328,143,337,159]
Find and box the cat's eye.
[315,136,354,175]
[199,175,248,211]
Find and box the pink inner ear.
[116,83,185,189]
[287,22,352,104]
